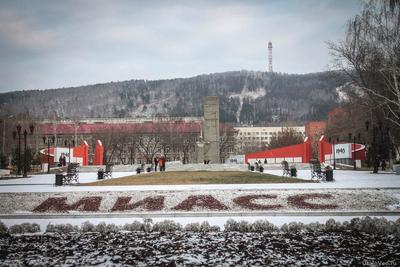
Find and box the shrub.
[281,222,304,233]
[174,221,221,232]
[224,219,239,232]
[46,223,79,233]
[199,221,215,232]
[9,224,23,234]
[184,222,201,232]
[304,222,324,232]
[122,221,143,232]
[92,222,119,233]
[105,223,119,233]
[143,218,153,232]
[209,225,221,232]
[80,221,95,232]
[325,218,341,231]
[26,223,40,233]
[236,221,252,232]
[251,220,278,233]
[0,221,9,235]
[9,223,40,234]
[95,222,107,233]
[152,220,182,232]
[280,223,289,233]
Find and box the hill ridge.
[0,70,348,123]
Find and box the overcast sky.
[0,0,360,92]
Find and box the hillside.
[0,70,348,123]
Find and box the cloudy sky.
[0,0,360,92]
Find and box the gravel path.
[1,231,399,266]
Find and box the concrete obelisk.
[203,96,220,163]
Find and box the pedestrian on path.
[154,157,159,172]
[159,156,166,171]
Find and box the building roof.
[38,121,203,135]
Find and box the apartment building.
[234,126,306,151]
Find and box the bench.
[281,161,290,176]
[63,163,79,184]
[309,160,325,181]
[104,163,113,179]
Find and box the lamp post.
[43,136,55,173]
[12,125,21,175]
[333,138,336,170]
[353,136,357,170]
[1,119,5,154]
[329,136,339,170]
[64,139,75,166]
[12,124,34,177]
[23,130,27,177]
[349,133,357,170]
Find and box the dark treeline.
[0,70,348,124]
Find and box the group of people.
[154,156,166,172]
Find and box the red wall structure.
[93,140,104,165]
[352,143,366,161]
[72,141,89,166]
[245,138,312,164]
[318,136,332,163]
[318,135,366,163]
[40,140,94,166]
[40,147,55,164]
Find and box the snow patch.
[229,87,266,122]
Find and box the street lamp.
[64,139,75,166]
[12,125,21,175]
[43,136,55,173]
[348,133,357,170]
[329,136,340,170]
[12,124,34,177]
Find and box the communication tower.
[268,41,273,72]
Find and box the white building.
[234,126,306,150]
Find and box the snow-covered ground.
[1,165,399,227]
[3,228,399,266]
[0,168,399,193]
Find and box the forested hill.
[0,70,348,123]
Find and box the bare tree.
[268,127,304,150]
[135,123,171,164]
[219,124,238,163]
[329,0,400,127]
[169,121,199,164]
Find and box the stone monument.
[203,96,220,163]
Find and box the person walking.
[373,155,381,173]
[58,155,63,167]
[154,157,159,172]
[160,156,166,171]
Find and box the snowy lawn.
[1,168,399,221]
[1,169,400,193]
[82,171,310,186]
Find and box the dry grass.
[82,171,313,186]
